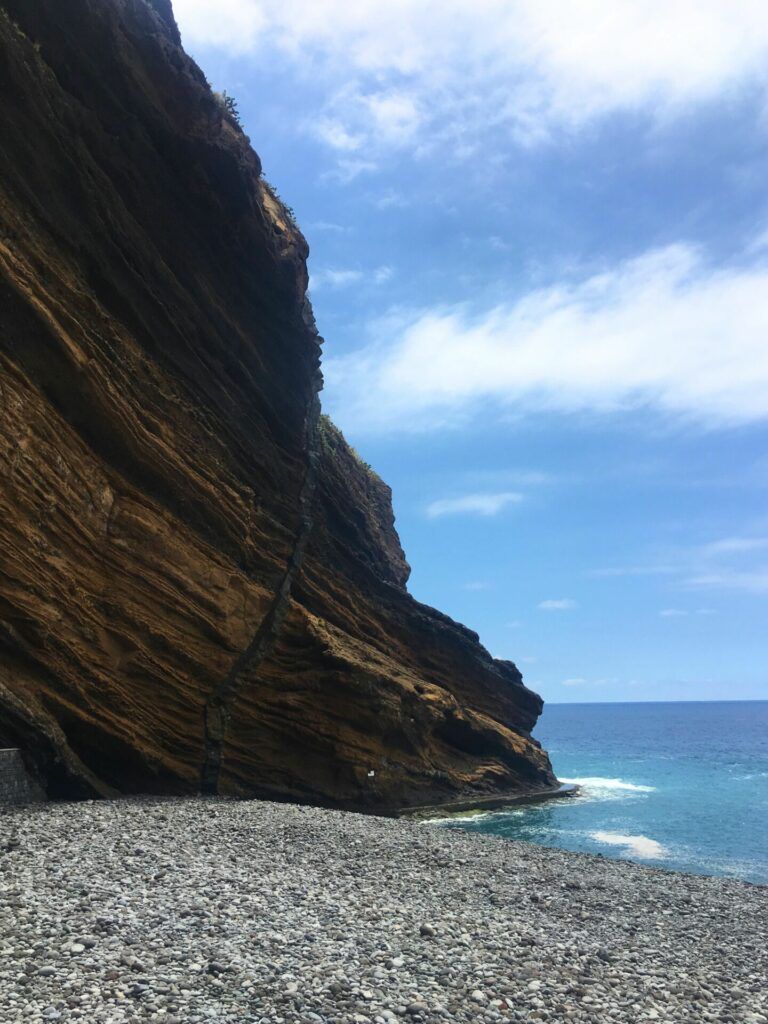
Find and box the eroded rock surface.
[0,0,556,809]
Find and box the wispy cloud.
[309,268,363,290]
[372,188,408,209]
[660,608,688,617]
[597,534,768,596]
[314,117,362,151]
[325,242,768,433]
[590,565,677,578]
[562,676,617,688]
[681,538,768,594]
[465,468,556,487]
[173,1,768,161]
[320,158,378,183]
[700,537,768,556]
[310,265,393,290]
[685,570,768,594]
[307,220,350,233]
[538,598,577,611]
[489,235,513,251]
[425,491,522,518]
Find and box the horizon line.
[543,697,767,706]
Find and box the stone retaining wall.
[0,748,41,804]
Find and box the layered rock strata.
[0,0,556,809]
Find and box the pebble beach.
[1,797,766,1024]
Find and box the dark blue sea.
[442,701,768,883]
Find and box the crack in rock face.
[201,392,322,795]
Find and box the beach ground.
[1,797,765,1023]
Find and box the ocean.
[441,700,768,883]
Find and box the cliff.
[0,0,556,809]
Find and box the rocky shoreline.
[1,797,765,1024]
[399,784,578,820]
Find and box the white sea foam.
[590,830,666,859]
[420,811,490,825]
[560,776,656,793]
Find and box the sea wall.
[0,749,42,804]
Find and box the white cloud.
[685,570,768,594]
[683,536,768,593]
[309,268,363,290]
[313,88,421,151]
[467,468,555,487]
[597,534,768,596]
[307,220,350,233]
[309,264,393,291]
[700,537,768,556]
[562,676,617,688]
[660,608,688,617]
[314,118,362,151]
[320,158,378,183]
[325,242,768,432]
[372,188,408,209]
[463,581,491,591]
[365,91,422,146]
[173,0,768,157]
[489,235,513,251]
[538,598,577,611]
[425,491,522,518]
[171,0,266,51]
[591,565,677,578]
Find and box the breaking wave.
[561,776,656,794]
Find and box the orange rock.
[0,0,556,809]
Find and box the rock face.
[0,0,557,809]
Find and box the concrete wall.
[0,748,41,804]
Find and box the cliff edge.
[0,0,557,809]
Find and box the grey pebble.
[0,795,765,1024]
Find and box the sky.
[171,0,768,704]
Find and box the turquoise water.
[443,701,768,883]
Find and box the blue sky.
[172,0,768,703]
